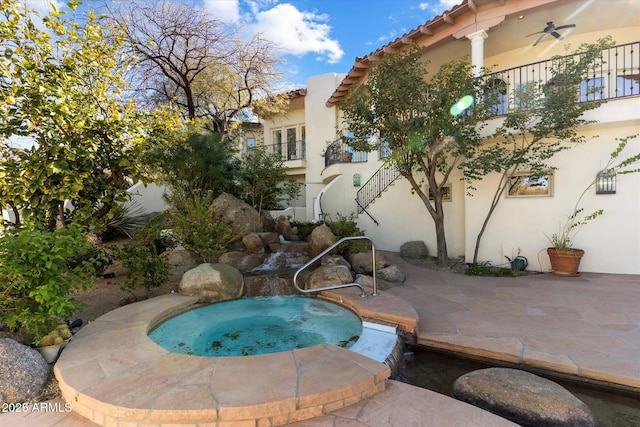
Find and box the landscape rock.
[242,233,265,254]
[400,241,428,259]
[274,215,294,241]
[377,264,406,283]
[257,232,281,245]
[452,368,597,427]
[354,274,374,288]
[209,192,263,235]
[321,254,351,269]
[218,251,265,271]
[0,338,50,405]
[244,274,296,297]
[164,246,200,270]
[305,265,353,290]
[308,224,336,257]
[179,263,245,303]
[350,251,391,274]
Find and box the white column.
[466,30,488,77]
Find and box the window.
[486,78,508,116]
[247,137,255,151]
[272,130,282,156]
[286,127,297,159]
[615,74,639,97]
[580,77,604,102]
[507,172,553,198]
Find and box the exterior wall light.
[596,169,616,194]
[353,174,361,187]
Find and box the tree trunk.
[404,172,449,266]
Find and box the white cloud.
[420,0,459,14]
[203,0,241,23]
[248,3,344,64]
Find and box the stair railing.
[293,236,378,297]
[355,163,401,213]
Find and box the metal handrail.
[293,236,378,297]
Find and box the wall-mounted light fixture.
[596,169,616,194]
[353,174,361,187]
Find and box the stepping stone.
[452,367,596,427]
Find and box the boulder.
[321,254,351,269]
[164,246,200,270]
[308,225,336,257]
[354,274,374,288]
[218,251,265,271]
[244,274,297,297]
[305,265,353,290]
[377,264,406,283]
[242,233,265,254]
[452,368,597,427]
[209,192,263,235]
[0,338,50,405]
[258,232,281,245]
[274,215,294,241]
[179,263,245,303]
[350,251,391,274]
[400,241,428,259]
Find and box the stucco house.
[255,0,640,275]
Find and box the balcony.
[324,139,368,167]
[250,140,306,161]
[485,41,639,115]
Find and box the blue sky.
[203,0,458,88]
[24,0,457,88]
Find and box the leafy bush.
[113,241,170,298]
[465,261,520,277]
[289,220,320,240]
[109,212,176,298]
[325,213,368,257]
[0,225,98,344]
[166,188,241,262]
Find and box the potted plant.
[546,207,602,276]
[546,134,639,276]
[36,324,73,363]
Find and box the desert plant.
[325,213,368,257]
[290,220,321,240]
[113,241,170,298]
[546,134,639,250]
[0,224,98,344]
[109,212,176,298]
[166,188,241,262]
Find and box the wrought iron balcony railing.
[324,138,368,167]
[249,140,306,161]
[485,41,639,115]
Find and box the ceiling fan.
[527,21,576,46]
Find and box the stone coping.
[54,292,418,426]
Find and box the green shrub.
[325,213,368,257]
[109,212,176,298]
[166,189,241,262]
[0,224,98,344]
[289,220,320,240]
[465,261,520,277]
[113,241,170,298]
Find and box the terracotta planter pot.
[547,248,584,277]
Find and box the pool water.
[149,296,362,357]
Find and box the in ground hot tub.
[149,295,363,356]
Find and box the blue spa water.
[149,296,363,357]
